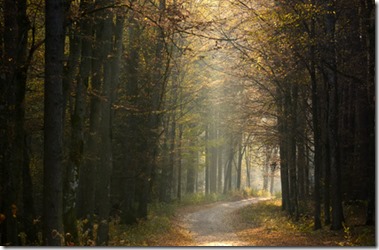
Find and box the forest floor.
[154,199,375,247]
[110,197,375,247]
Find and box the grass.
[108,189,274,246]
[108,192,375,247]
[232,199,376,246]
[108,202,190,246]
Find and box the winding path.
[180,197,269,246]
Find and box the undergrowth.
[109,202,176,246]
[236,199,375,246]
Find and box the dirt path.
[179,198,269,246]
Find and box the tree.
[43,0,65,245]
[322,0,343,230]
[63,0,88,239]
[1,0,32,245]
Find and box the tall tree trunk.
[269,147,278,195]
[77,0,106,239]
[205,125,210,194]
[119,2,140,223]
[95,1,115,244]
[209,120,218,193]
[168,95,177,200]
[309,11,322,229]
[363,0,375,226]
[186,136,196,194]
[63,2,86,238]
[263,146,271,192]
[43,0,65,245]
[324,1,343,230]
[245,146,251,188]
[297,95,307,200]
[223,136,233,194]
[269,162,276,196]
[217,128,223,193]
[138,0,167,219]
[277,85,290,212]
[1,0,30,244]
[23,134,37,244]
[177,123,183,200]
[160,117,171,202]
[288,83,298,219]
[236,134,243,190]
[320,79,331,225]
[76,1,94,236]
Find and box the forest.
[0,0,375,246]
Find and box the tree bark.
[288,83,298,219]
[223,136,234,194]
[236,134,243,190]
[309,9,322,229]
[95,1,115,244]
[217,128,223,193]
[209,120,218,193]
[186,136,196,194]
[64,1,88,238]
[1,0,30,244]
[363,0,375,226]
[323,1,343,230]
[177,123,183,200]
[245,146,251,188]
[277,86,290,212]
[205,125,210,195]
[43,0,65,245]
[137,0,167,219]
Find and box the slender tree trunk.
[320,78,331,225]
[95,2,115,244]
[168,98,177,200]
[297,95,307,200]
[138,0,167,218]
[119,1,140,224]
[269,162,276,196]
[160,116,171,202]
[43,0,65,245]
[76,3,94,240]
[363,0,375,226]
[186,136,196,194]
[288,83,298,219]
[223,136,233,194]
[263,146,271,192]
[245,146,251,188]
[1,0,30,244]
[210,120,218,193]
[323,1,343,230]
[177,123,183,200]
[63,3,85,238]
[277,85,290,212]
[269,147,278,196]
[77,0,107,238]
[309,11,322,229]
[23,134,37,244]
[217,129,223,193]
[236,134,243,190]
[304,143,310,197]
[205,125,210,194]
